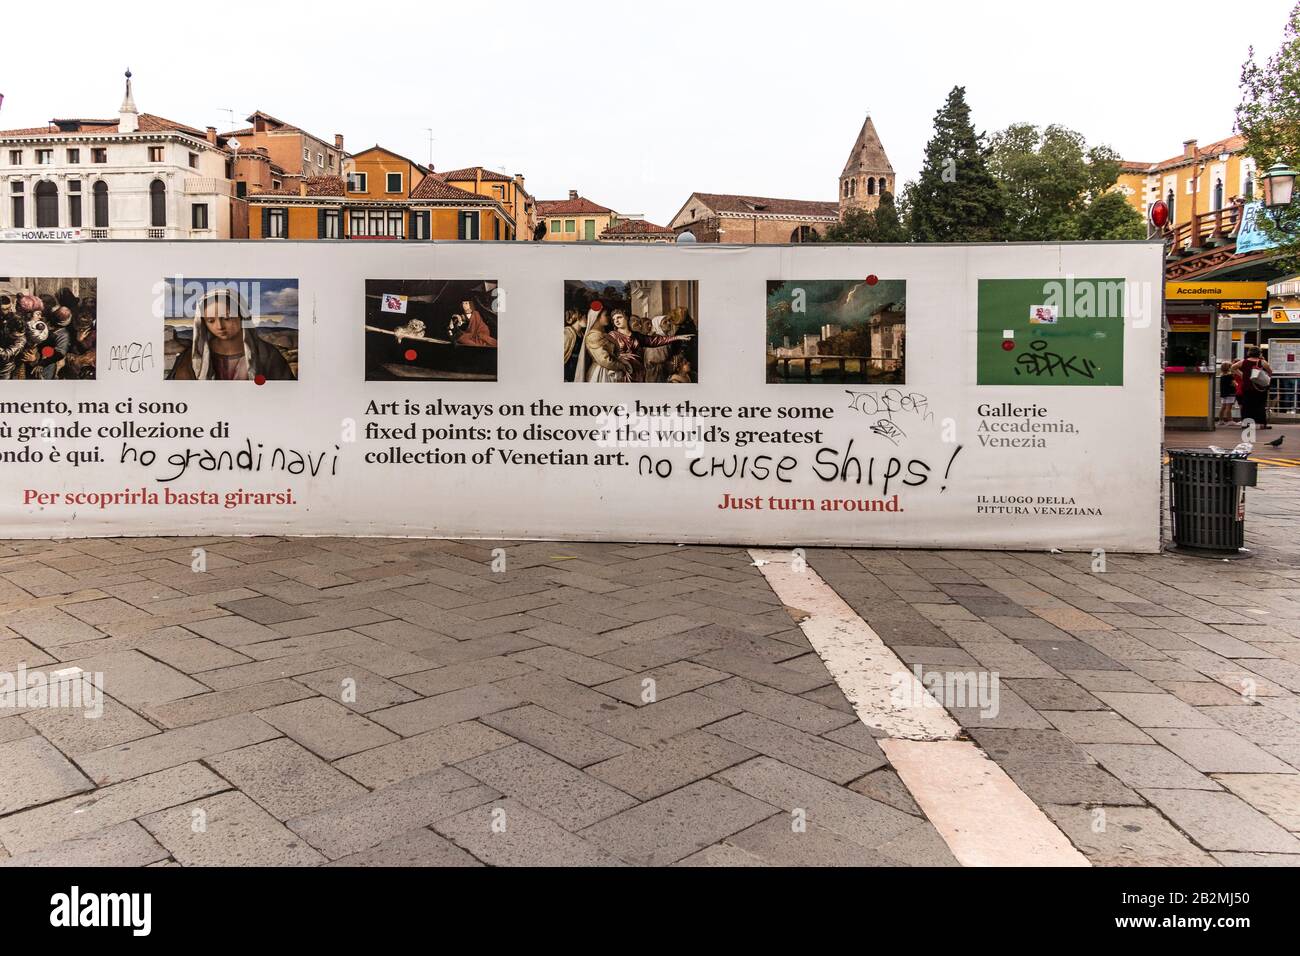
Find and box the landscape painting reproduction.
[766,279,906,384]
[564,280,699,383]
[365,280,498,381]
[976,278,1125,386]
[0,277,97,380]
[163,277,298,381]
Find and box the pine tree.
[909,86,1006,242]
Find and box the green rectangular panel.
[977,278,1125,386]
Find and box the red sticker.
[404,348,417,361]
[865,275,879,286]
[1001,340,1015,352]
[40,346,54,358]
[254,374,266,386]
[590,300,603,312]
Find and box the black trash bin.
[1168,449,1258,553]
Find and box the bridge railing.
[1165,204,1243,253]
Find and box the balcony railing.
[1164,204,1243,253]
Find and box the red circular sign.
[1149,200,1169,229]
[254,374,266,386]
[404,348,417,361]
[865,275,879,286]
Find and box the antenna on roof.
[425,128,435,169]
[218,108,235,130]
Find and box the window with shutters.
[583,219,595,240]
[35,149,53,165]
[266,208,288,238]
[148,146,164,163]
[34,181,58,227]
[387,209,404,237]
[551,219,561,233]
[150,179,166,227]
[67,148,80,164]
[91,148,107,164]
[191,203,209,230]
[11,182,24,229]
[458,211,479,240]
[410,211,429,240]
[346,172,367,193]
[93,181,108,227]
[8,150,21,165]
[564,219,575,233]
[235,181,247,199]
[188,152,199,169]
[322,209,341,239]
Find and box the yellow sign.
[1272,308,1300,324]
[1165,281,1269,302]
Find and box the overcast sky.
[2,0,1292,224]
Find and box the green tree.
[1075,191,1147,241]
[988,123,1142,241]
[823,190,907,242]
[908,86,1005,242]
[1238,0,1300,264]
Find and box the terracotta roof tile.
[688,192,839,218]
[537,196,613,215]
[440,166,513,183]
[409,174,491,202]
[1125,135,1247,174]
[601,219,674,236]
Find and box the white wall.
[0,240,1165,550]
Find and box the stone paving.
[0,462,1297,866]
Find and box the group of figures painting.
[3,275,1127,386]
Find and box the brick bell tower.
[839,115,894,218]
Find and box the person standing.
[1217,361,1239,425]
[1233,346,1273,431]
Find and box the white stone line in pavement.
[749,548,1090,868]
[748,548,960,741]
[881,739,1089,867]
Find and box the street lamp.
[1261,162,1296,208]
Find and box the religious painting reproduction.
[163,277,298,381]
[0,277,97,380]
[976,278,1124,386]
[766,279,906,384]
[563,280,699,383]
[365,280,498,381]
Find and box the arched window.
[1213,178,1223,211]
[1167,188,1175,223]
[850,179,856,197]
[34,181,58,227]
[93,181,109,227]
[867,178,876,196]
[150,179,166,228]
[1245,178,1254,201]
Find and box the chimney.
[118,68,139,134]
[475,168,482,191]
[1183,139,1198,159]
[334,133,344,149]
[569,189,578,200]
[299,181,308,197]
[206,126,217,145]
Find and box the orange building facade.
[248,146,513,240]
